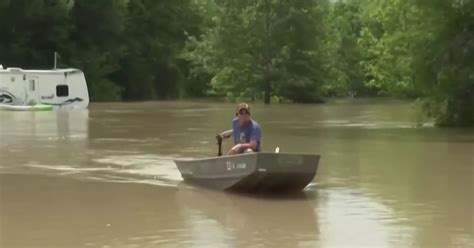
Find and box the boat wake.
[17,154,185,187]
[92,154,183,184]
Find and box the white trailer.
[0,66,89,110]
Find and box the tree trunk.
[262,0,273,105]
[264,83,271,104]
[263,60,272,104]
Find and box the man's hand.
[219,129,233,140]
[229,144,242,155]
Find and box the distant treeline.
[0,0,472,126]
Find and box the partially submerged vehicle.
[0,65,89,110]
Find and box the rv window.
[29,79,35,91]
[56,85,69,97]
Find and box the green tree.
[117,0,202,100]
[357,0,425,97]
[414,0,474,127]
[66,0,127,101]
[0,0,71,68]
[185,0,325,103]
[322,0,368,97]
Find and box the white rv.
[0,65,89,109]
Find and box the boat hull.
[174,153,320,192]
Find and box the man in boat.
[217,103,262,155]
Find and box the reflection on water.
[0,110,89,176]
[1,101,473,248]
[316,187,416,247]
[176,186,320,248]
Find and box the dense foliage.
[0,0,472,126]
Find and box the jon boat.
[174,152,321,192]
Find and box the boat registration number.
[226,161,247,171]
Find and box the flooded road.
[1,101,473,247]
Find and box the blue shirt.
[232,118,261,152]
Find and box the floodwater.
[0,100,473,248]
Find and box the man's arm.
[239,125,261,152]
[218,129,233,139]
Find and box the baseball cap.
[236,103,250,115]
